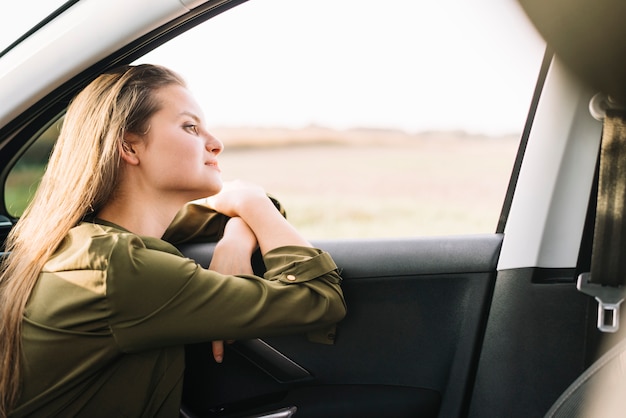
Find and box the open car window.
[4,0,546,239]
[139,0,546,238]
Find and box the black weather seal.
[496,46,554,233]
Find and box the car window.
[140,0,546,239]
[5,120,60,217]
[4,0,546,239]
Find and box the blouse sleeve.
[161,203,229,245]
[161,196,287,245]
[105,235,346,352]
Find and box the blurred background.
[4,0,547,238]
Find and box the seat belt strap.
[578,97,626,332]
[590,109,626,286]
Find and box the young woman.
[0,64,346,417]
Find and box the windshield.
[0,0,71,53]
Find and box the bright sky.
[2,0,546,136]
[147,0,547,135]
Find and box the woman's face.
[128,84,224,201]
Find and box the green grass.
[4,166,44,216]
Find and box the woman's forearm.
[236,196,311,255]
[204,181,311,255]
[208,217,256,274]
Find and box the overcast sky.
[3,0,546,135]
[143,0,547,135]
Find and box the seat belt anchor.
[577,273,624,333]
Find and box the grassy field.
[213,127,519,239]
[5,126,519,239]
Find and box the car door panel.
[468,267,593,417]
[179,234,502,417]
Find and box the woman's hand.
[204,180,267,218]
[206,180,310,254]
[210,340,234,364]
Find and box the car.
[0,0,621,417]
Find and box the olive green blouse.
[12,204,346,417]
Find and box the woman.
[0,64,346,417]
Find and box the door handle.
[230,339,312,384]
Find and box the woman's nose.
[205,132,224,155]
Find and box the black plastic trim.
[530,267,578,284]
[497,46,555,233]
[316,234,502,278]
[468,266,597,418]
[230,339,313,384]
[180,234,503,280]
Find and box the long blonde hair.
[0,64,186,416]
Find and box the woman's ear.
[119,135,140,165]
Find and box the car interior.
[2,0,626,417]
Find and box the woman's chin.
[202,181,223,198]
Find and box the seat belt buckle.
[577,273,625,333]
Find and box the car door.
[0,0,602,417]
[178,233,502,417]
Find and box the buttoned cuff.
[263,246,340,284]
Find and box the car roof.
[519,0,626,103]
[0,0,74,58]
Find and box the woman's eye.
[184,124,199,134]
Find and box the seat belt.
[578,94,626,333]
